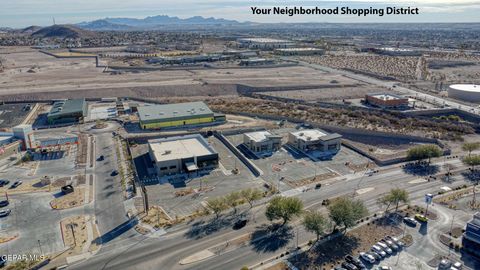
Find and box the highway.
[69,157,474,270]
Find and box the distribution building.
[288,129,342,153]
[47,99,87,124]
[138,101,224,130]
[148,134,218,176]
[243,131,282,153]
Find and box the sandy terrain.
[0,47,377,100]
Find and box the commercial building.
[12,124,35,150]
[237,38,295,50]
[288,129,342,153]
[448,84,480,102]
[239,58,274,66]
[138,101,224,130]
[243,131,282,153]
[47,99,87,124]
[463,212,480,257]
[148,134,218,176]
[365,93,409,109]
[274,48,324,56]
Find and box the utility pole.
[37,239,43,255]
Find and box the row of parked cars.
[334,236,404,270]
[0,179,22,189]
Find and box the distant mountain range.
[77,15,249,30]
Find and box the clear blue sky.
[1,0,480,27]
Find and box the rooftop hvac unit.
[307,136,312,141]
[299,132,304,136]
[164,150,172,154]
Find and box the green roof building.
[47,99,87,124]
[138,101,224,129]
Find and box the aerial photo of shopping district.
[1,3,480,270]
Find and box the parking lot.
[227,128,371,191]
[0,193,66,255]
[130,135,267,218]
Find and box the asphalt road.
[70,157,474,270]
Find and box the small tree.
[205,197,228,219]
[225,191,241,213]
[378,188,409,214]
[265,196,303,226]
[302,211,330,243]
[407,144,442,164]
[462,142,480,157]
[328,197,368,233]
[463,155,480,171]
[241,188,263,208]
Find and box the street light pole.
[37,239,43,255]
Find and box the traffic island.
[50,186,90,210]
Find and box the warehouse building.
[138,101,225,130]
[288,129,342,154]
[237,38,295,50]
[243,131,282,154]
[47,99,87,124]
[274,48,324,56]
[463,212,480,257]
[365,93,409,109]
[148,134,218,177]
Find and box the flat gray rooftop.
[149,134,216,163]
[138,101,213,122]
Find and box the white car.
[0,209,11,217]
[377,242,393,254]
[359,252,375,264]
[378,266,392,270]
[452,261,462,269]
[372,245,387,257]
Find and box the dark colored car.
[111,170,119,176]
[346,255,366,269]
[315,183,322,189]
[0,200,9,208]
[403,217,418,227]
[341,262,358,270]
[233,219,248,230]
[61,185,74,195]
[10,181,22,189]
[0,256,5,267]
[0,180,10,187]
[97,155,105,161]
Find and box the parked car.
[61,185,74,195]
[97,155,105,161]
[414,214,428,223]
[452,261,462,269]
[376,242,393,254]
[0,209,11,217]
[0,180,10,187]
[377,266,392,270]
[111,170,119,176]
[385,236,403,248]
[371,245,386,257]
[10,181,22,189]
[233,218,248,230]
[0,200,9,207]
[345,255,365,269]
[403,217,418,227]
[341,262,358,270]
[382,239,399,251]
[367,251,381,261]
[359,252,375,264]
[0,256,5,267]
[315,183,322,189]
[439,259,452,269]
[334,267,347,270]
